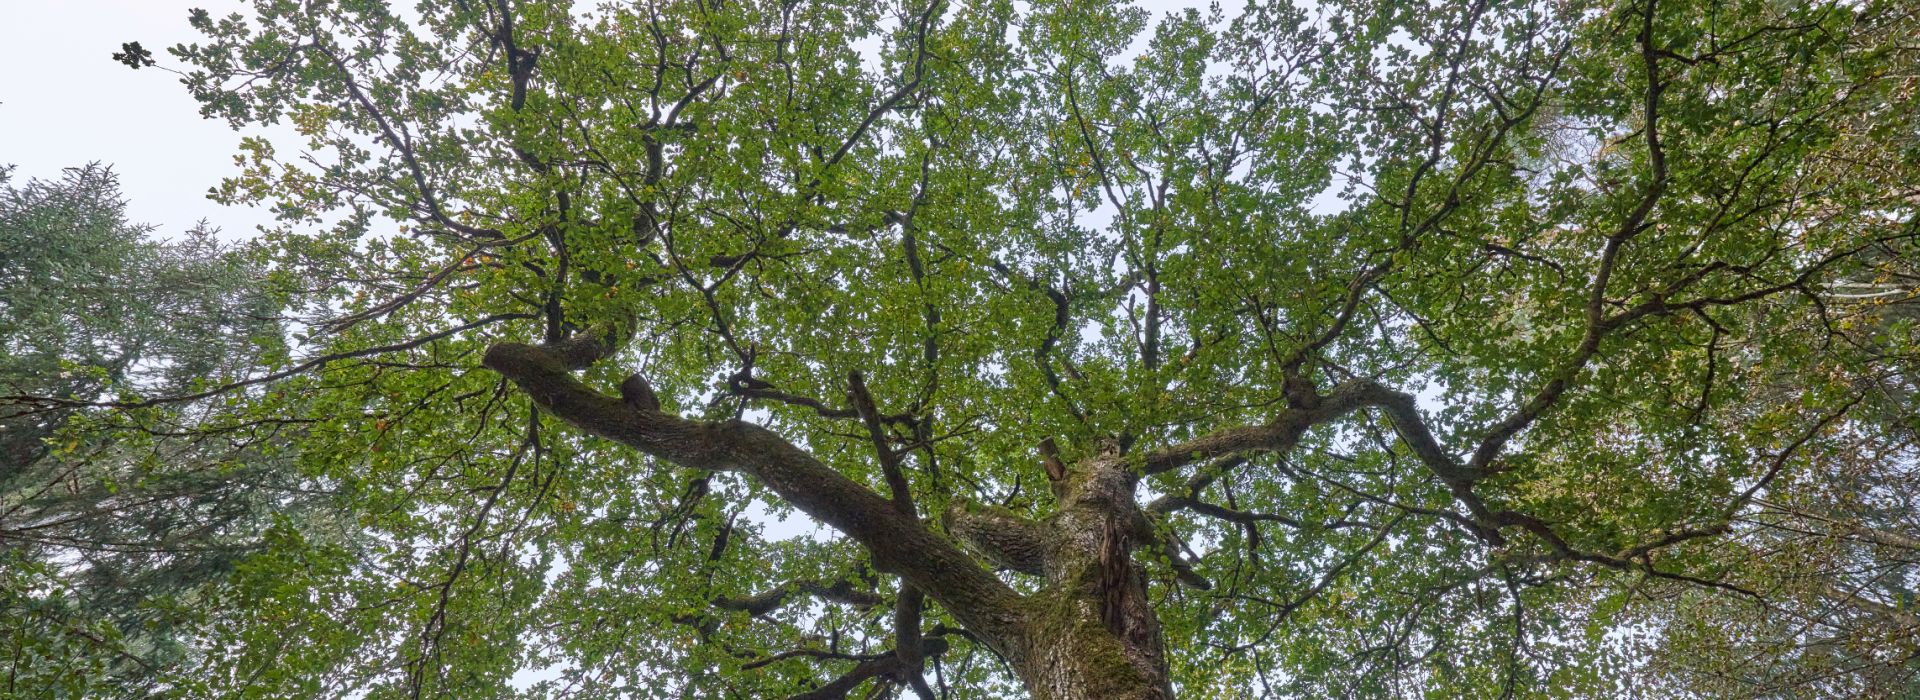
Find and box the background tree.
[18,0,1918,696]
[0,164,326,695]
[1642,234,1920,696]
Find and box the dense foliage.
[6,0,1919,696]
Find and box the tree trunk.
[963,459,1177,700]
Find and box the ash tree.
[31,0,1920,696]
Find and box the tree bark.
[1017,457,1176,700]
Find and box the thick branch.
[942,502,1049,576]
[713,579,885,617]
[484,342,1024,645]
[848,370,913,514]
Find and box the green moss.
[1024,572,1153,700]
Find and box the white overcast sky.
[1,1,286,238]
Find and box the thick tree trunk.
[957,459,1176,700]
[1014,544,1174,700]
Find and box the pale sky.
[1,1,286,238]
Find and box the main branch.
[483,342,1025,649]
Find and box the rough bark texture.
[1019,458,1176,700]
[944,461,1177,699]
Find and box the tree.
[0,165,322,695]
[36,0,1920,696]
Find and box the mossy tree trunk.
[1009,460,1177,700]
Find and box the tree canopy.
[7,0,1919,697]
